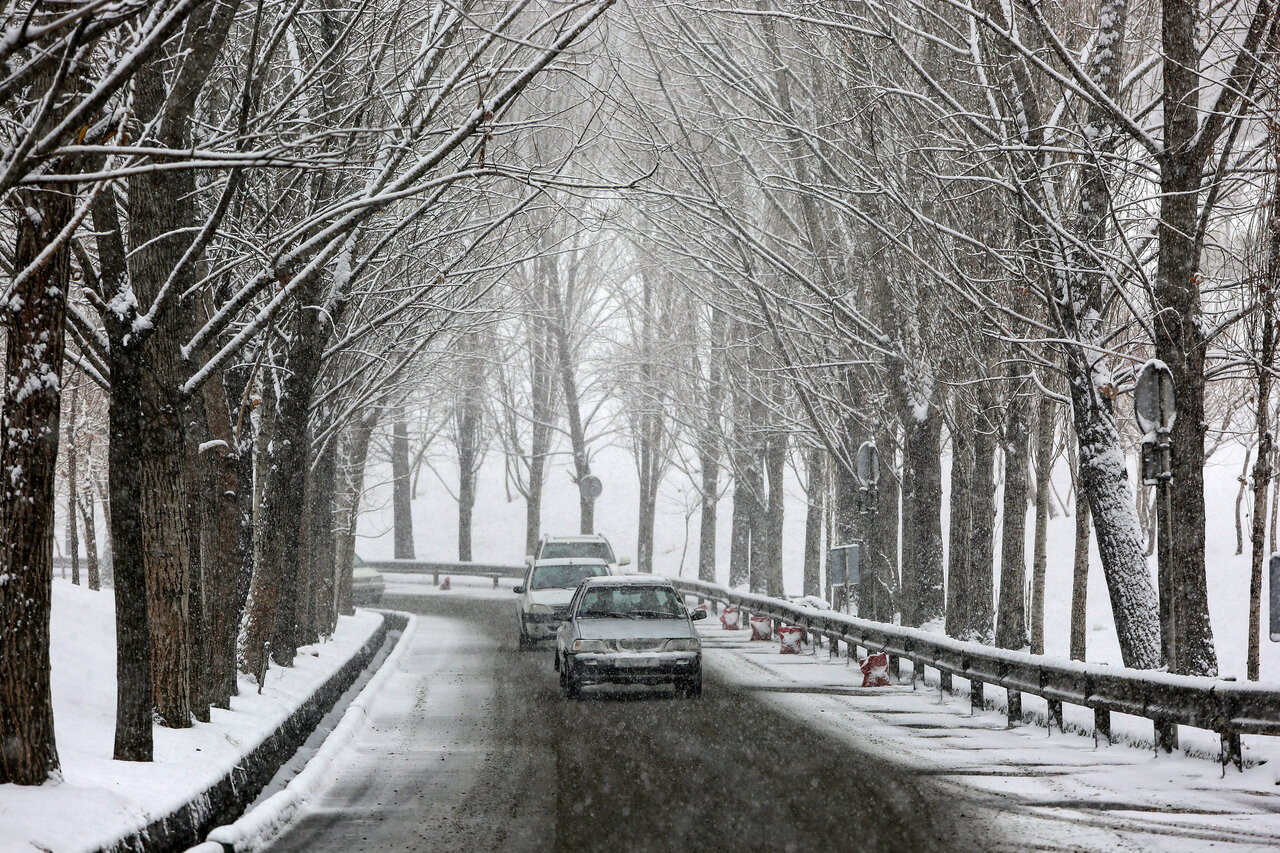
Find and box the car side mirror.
[525,555,535,567]
[690,609,708,621]
[513,585,525,594]
[618,556,632,566]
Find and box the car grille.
[613,638,664,652]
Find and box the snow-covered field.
[358,437,1280,682]
[0,579,383,853]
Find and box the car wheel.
[560,656,580,699]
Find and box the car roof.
[541,533,611,542]
[531,557,610,566]
[578,575,673,587]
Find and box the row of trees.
[0,0,616,787]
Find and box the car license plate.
[617,656,657,668]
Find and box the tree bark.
[802,446,825,598]
[392,410,415,560]
[968,392,997,642]
[901,399,944,628]
[996,379,1031,650]
[335,413,378,617]
[0,183,72,785]
[1070,488,1092,662]
[946,402,973,637]
[697,308,725,583]
[66,382,80,585]
[1030,395,1054,654]
[763,431,786,597]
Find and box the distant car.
[554,575,706,699]
[528,533,631,571]
[514,558,612,649]
[351,554,385,605]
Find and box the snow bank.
[0,578,384,853]
[189,613,418,853]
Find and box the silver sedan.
[554,575,707,699]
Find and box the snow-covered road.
[255,591,1280,852]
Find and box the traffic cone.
[440,576,451,590]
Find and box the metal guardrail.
[671,577,1280,769]
[364,558,524,587]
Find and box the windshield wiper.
[630,610,676,619]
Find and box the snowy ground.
[357,437,1280,682]
[0,578,384,853]
[699,621,1280,851]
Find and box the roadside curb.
[185,610,418,853]
[95,611,408,853]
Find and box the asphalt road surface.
[263,594,1002,853]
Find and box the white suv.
[527,534,631,571]
[514,557,612,649]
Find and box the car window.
[539,541,615,562]
[576,585,683,618]
[530,562,609,590]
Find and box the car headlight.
[662,638,700,652]
[572,639,609,652]
[528,604,554,614]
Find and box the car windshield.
[576,585,683,618]
[540,541,614,561]
[529,562,609,590]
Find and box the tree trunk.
[335,413,378,617]
[763,432,786,597]
[80,484,100,592]
[309,438,339,638]
[729,450,755,588]
[1030,395,1054,654]
[946,402,974,637]
[901,402,944,628]
[996,380,1031,650]
[1070,488,1092,662]
[697,309,725,583]
[1154,0,1218,678]
[524,276,556,557]
[0,183,72,785]
[803,446,825,597]
[392,410,415,560]
[968,394,998,642]
[1249,152,1278,680]
[95,180,153,761]
[67,382,80,585]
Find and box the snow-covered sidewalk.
[0,578,386,853]
[701,624,1280,851]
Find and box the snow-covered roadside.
[700,625,1280,850]
[0,578,384,853]
[184,613,419,853]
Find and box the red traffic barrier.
[720,606,741,630]
[749,615,773,641]
[440,576,451,591]
[860,652,890,687]
[778,625,804,654]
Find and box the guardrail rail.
[671,577,1280,769]
[364,559,524,587]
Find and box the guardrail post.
[970,679,984,713]
[1154,719,1178,754]
[1094,707,1111,745]
[939,670,952,693]
[1220,731,1242,772]
[1006,689,1022,727]
[1047,699,1063,733]
[889,655,900,683]
[433,570,440,586]
[492,575,499,588]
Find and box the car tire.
[560,656,580,699]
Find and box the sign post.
[1135,361,1176,673]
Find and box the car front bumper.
[522,613,564,639]
[567,652,701,685]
